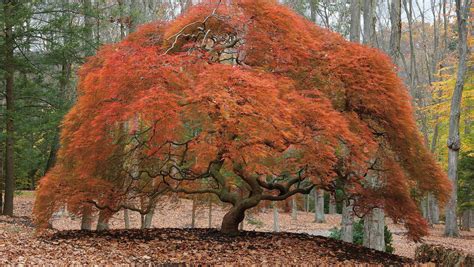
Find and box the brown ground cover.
[0,193,472,265]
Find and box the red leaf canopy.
[34,0,450,241]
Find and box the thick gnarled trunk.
[221,206,246,235]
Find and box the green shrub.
[329,220,394,253]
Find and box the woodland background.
[0,0,472,247]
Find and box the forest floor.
[0,193,473,265]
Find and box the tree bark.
[363,161,385,251]
[304,194,309,212]
[389,0,401,63]
[81,208,93,230]
[341,199,354,243]
[362,0,376,46]
[221,206,246,235]
[291,196,297,221]
[350,0,361,43]
[191,197,196,228]
[314,189,325,223]
[143,203,155,229]
[461,209,470,231]
[328,193,337,214]
[445,0,471,237]
[309,0,319,23]
[123,209,130,229]
[404,0,419,94]
[273,202,280,232]
[3,0,16,216]
[208,197,212,228]
[96,210,110,231]
[470,209,474,228]
[363,207,385,251]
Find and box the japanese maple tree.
[34,0,450,240]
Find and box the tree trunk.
[429,123,440,225]
[389,0,401,63]
[208,198,212,228]
[191,197,196,228]
[273,202,280,232]
[3,0,15,216]
[314,189,325,223]
[470,209,474,228]
[129,0,141,34]
[123,209,130,229]
[328,194,337,214]
[430,194,440,224]
[291,196,297,221]
[96,210,110,231]
[362,0,376,46]
[81,208,93,230]
[221,206,246,235]
[445,0,471,237]
[363,208,385,251]
[341,199,354,243]
[350,0,361,43]
[143,205,155,229]
[403,0,420,95]
[461,209,470,231]
[304,194,309,212]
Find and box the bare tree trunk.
[314,189,325,223]
[123,209,130,229]
[191,197,196,228]
[470,209,474,228]
[389,0,401,62]
[96,210,110,231]
[81,207,93,230]
[273,202,280,232]
[350,0,361,42]
[117,0,126,39]
[2,0,15,216]
[442,0,449,55]
[445,0,471,237]
[403,0,420,95]
[430,120,440,225]
[0,98,4,214]
[309,0,319,23]
[143,203,155,229]
[362,0,376,46]
[328,194,337,214]
[461,209,470,231]
[429,192,440,224]
[363,207,385,251]
[208,197,212,228]
[363,162,385,251]
[129,0,141,33]
[341,199,354,243]
[291,196,297,221]
[304,194,309,212]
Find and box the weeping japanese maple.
[34,0,450,240]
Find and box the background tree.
[444,0,471,237]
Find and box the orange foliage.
[34,0,450,240]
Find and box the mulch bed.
[16,228,413,265]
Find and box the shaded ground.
[0,193,472,264]
[1,216,412,265]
